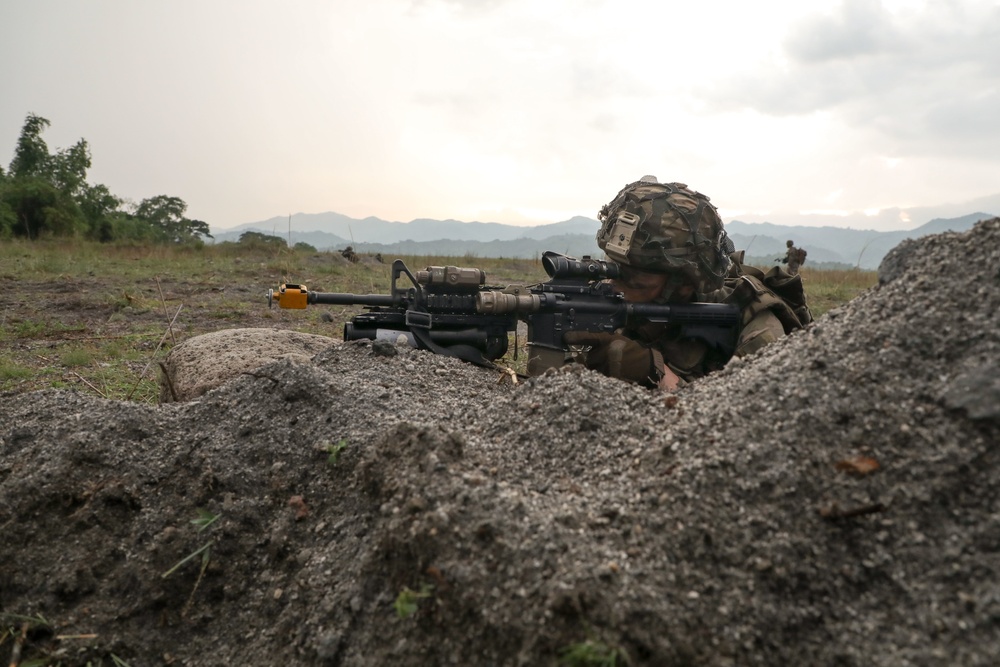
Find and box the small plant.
[0,358,33,381]
[558,639,627,667]
[162,511,220,574]
[162,509,222,618]
[0,612,51,667]
[0,611,50,627]
[9,319,48,339]
[101,341,126,359]
[191,508,220,532]
[161,541,212,579]
[394,583,433,619]
[60,347,95,367]
[326,439,348,464]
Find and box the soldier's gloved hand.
[562,332,662,386]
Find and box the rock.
[158,327,334,402]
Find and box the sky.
[2,0,999,232]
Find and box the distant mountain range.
[210,209,998,270]
[722,213,996,268]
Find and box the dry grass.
[794,266,878,317]
[1,239,875,402]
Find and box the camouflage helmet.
[786,240,794,247]
[596,178,732,293]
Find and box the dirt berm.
[2,219,999,666]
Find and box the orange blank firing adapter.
[268,284,309,309]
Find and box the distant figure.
[340,246,359,263]
[374,253,384,264]
[778,240,806,276]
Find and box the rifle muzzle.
[269,284,310,309]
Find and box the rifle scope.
[542,251,620,281]
[414,265,486,292]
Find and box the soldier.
[564,176,810,390]
[340,246,359,263]
[778,240,805,276]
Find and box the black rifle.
[268,251,741,373]
[268,259,517,366]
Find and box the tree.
[2,114,211,243]
[3,113,90,239]
[50,139,91,198]
[8,113,51,179]
[0,191,14,240]
[79,183,124,241]
[238,231,287,249]
[0,177,83,239]
[134,195,213,244]
[105,212,161,243]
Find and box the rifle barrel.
[308,292,397,307]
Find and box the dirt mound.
[2,219,999,666]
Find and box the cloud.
[2,0,997,229]
[784,0,904,62]
[698,0,1000,163]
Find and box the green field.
[0,239,877,402]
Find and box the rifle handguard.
[477,291,542,314]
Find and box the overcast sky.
[2,0,998,231]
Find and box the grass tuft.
[326,439,348,465]
[394,583,433,619]
[558,638,627,667]
[0,358,34,381]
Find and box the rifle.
[268,251,741,374]
[268,258,517,366]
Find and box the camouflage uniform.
[567,177,810,387]
[782,240,802,276]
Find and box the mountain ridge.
[210,210,997,270]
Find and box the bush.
[238,231,288,250]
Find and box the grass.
[60,346,96,367]
[161,509,222,622]
[161,541,212,580]
[326,439,348,464]
[4,320,50,339]
[558,638,627,666]
[191,508,221,532]
[394,583,434,619]
[792,266,877,317]
[0,239,876,402]
[0,612,51,667]
[162,508,219,579]
[0,357,34,380]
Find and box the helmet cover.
[596,179,732,293]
